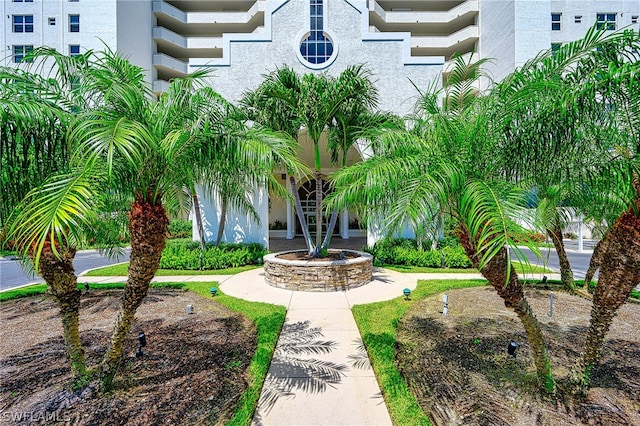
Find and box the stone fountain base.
[263,249,373,292]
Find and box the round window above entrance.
[296,0,338,70]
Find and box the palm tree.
[327,54,557,393]
[1,49,99,384]
[489,26,640,393]
[6,48,303,390]
[242,65,378,256]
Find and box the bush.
[159,239,267,270]
[167,219,192,239]
[365,238,472,269]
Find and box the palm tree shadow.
[254,321,348,422]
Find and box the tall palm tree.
[242,65,378,256]
[328,54,557,393]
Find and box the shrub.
[159,239,267,270]
[365,238,472,268]
[443,245,473,268]
[167,219,192,239]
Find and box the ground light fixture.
[210,287,218,297]
[507,340,519,359]
[136,332,147,358]
[83,282,89,293]
[403,288,411,300]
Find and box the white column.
[286,177,294,239]
[340,210,349,239]
[577,214,584,252]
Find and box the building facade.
[3,0,638,247]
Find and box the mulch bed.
[397,286,640,425]
[276,251,361,262]
[0,289,256,425]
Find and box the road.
[0,249,130,291]
[512,246,594,279]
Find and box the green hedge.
[159,239,267,270]
[365,238,473,269]
[167,219,192,239]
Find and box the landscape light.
[403,288,411,300]
[186,304,194,314]
[210,287,218,297]
[138,332,146,347]
[136,331,146,358]
[83,282,89,293]
[541,275,548,289]
[442,293,449,315]
[507,340,519,358]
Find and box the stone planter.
[263,250,373,292]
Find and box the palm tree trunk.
[289,176,315,255]
[191,191,206,250]
[569,184,640,394]
[320,211,339,251]
[36,242,86,384]
[100,197,168,390]
[546,224,576,293]
[458,228,556,394]
[315,171,323,253]
[584,237,608,286]
[215,195,228,246]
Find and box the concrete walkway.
[221,267,416,426]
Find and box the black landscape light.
[138,332,147,347]
[403,288,411,300]
[378,256,385,267]
[84,282,90,293]
[339,251,345,260]
[507,340,519,359]
[541,275,548,289]
[210,287,218,297]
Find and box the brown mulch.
[397,286,640,426]
[276,251,361,262]
[0,289,256,425]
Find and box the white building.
[3,0,638,248]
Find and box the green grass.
[0,280,285,426]
[385,261,552,275]
[352,279,488,426]
[83,262,260,277]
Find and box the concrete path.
[221,268,416,426]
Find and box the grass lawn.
[352,279,488,426]
[83,262,260,276]
[385,261,552,275]
[0,281,284,426]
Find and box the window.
[632,16,639,24]
[551,43,562,57]
[551,13,561,31]
[13,45,33,63]
[13,0,34,2]
[69,0,79,2]
[300,0,334,65]
[69,14,80,32]
[69,45,80,57]
[49,17,56,26]
[596,13,616,31]
[13,15,34,33]
[575,15,582,24]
